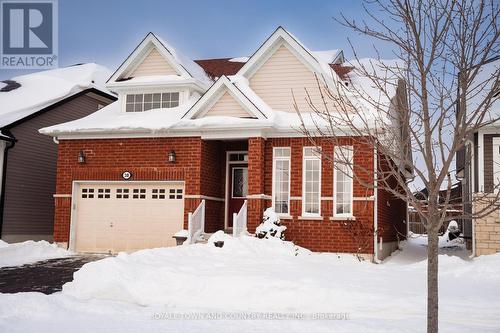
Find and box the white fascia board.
[183,76,265,120]
[107,79,207,93]
[51,124,363,141]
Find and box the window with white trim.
[125,92,179,112]
[273,147,291,215]
[334,146,353,216]
[302,147,321,216]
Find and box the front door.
[228,165,248,227]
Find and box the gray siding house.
[0,64,116,242]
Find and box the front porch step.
[195,229,233,244]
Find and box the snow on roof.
[467,57,499,125]
[228,57,249,63]
[40,93,201,135]
[109,75,194,88]
[0,63,113,128]
[347,58,403,113]
[0,82,6,90]
[311,50,343,64]
[155,35,213,88]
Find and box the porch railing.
[233,200,248,238]
[185,200,205,245]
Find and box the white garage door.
[74,182,184,253]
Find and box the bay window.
[334,146,353,217]
[272,147,291,215]
[302,147,322,216]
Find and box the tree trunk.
[427,222,439,333]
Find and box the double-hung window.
[302,147,322,216]
[272,147,291,215]
[333,146,353,217]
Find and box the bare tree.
[296,1,499,332]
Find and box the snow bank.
[62,237,315,309]
[1,236,500,332]
[0,240,71,268]
[0,63,112,128]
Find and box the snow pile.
[0,63,112,128]
[1,237,500,332]
[156,35,213,88]
[0,240,72,268]
[62,236,309,308]
[255,207,286,240]
[207,230,232,244]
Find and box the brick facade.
[53,136,406,257]
[473,194,500,256]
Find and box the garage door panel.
[75,182,184,253]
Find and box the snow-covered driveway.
[0,236,499,333]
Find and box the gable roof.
[183,76,267,120]
[107,32,212,88]
[237,27,341,87]
[194,57,353,80]
[0,63,114,129]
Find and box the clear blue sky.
[0,0,393,80]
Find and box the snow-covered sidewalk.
[0,236,499,333]
[0,240,72,268]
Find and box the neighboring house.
[40,27,407,261]
[0,64,116,242]
[408,183,462,235]
[456,56,500,256]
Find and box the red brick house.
[40,27,407,261]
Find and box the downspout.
[373,145,381,263]
[0,131,16,238]
[468,140,476,258]
[53,136,59,144]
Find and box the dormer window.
[125,92,180,112]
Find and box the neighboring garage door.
[74,182,184,253]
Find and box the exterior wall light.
[78,150,86,164]
[168,151,176,163]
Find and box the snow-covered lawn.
[0,240,72,268]
[1,236,499,333]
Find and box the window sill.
[298,216,324,221]
[330,216,356,221]
[278,215,293,220]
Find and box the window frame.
[302,146,322,217]
[272,147,291,216]
[125,92,180,112]
[333,145,354,218]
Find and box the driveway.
[0,255,106,294]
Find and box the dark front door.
[228,164,248,227]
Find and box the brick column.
[53,196,71,244]
[247,137,266,232]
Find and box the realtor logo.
[1,0,58,69]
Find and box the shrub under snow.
[255,207,286,240]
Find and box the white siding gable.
[197,90,254,118]
[249,44,327,113]
[131,48,179,77]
